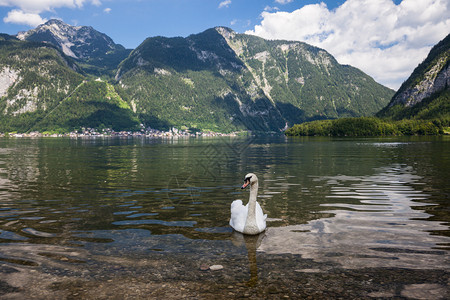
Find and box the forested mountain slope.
[378,33,449,120]
[0,37,84,132]
[117,27,394,132]
[1,22,395,133]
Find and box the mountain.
[377,33,450,120]
[0,38,138,133]
[1,22,395,133]
[117,27,394,132]
[17,19,131,77]
[17,19,124,59]
[0,38,84,132]
[0,33,18,41]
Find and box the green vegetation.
[231,34,394,123]
[76,48,132,79]
[287,88,449,137]
[119,67,282,133]
[0,39,84,132]
[286,33,449,137]
[378,88,450,120]
[117,27,394,132]
[30,81,140,133]
[0,26,401,134]
[286,88,449,137]
[0,38,139,133]
[285,117,449,136]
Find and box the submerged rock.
[209,265,223,271]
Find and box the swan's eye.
[244,176,252,182]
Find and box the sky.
[0,0,449,90]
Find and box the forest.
[284,117,449,137]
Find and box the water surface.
[0,136,449,298]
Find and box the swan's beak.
[241,181,250,189]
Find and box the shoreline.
[0,129,249,138]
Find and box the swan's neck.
[245,182,259,232]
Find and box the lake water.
[0,136,449,299]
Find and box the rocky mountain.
[0,37,84,132]
[1,21,395,133]
[17,19,123,59]
[117,27,394,132]
[17,19,131,77]
[0,37,138,132]
[378,33,449,120]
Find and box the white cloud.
[264,6,279,12]
[0,0,102,26]
[0,0,102,13]
[247,0,450,90]
[3,9,47,27]
[104,7,111,14]
[218,0,231,9]
[275,0,293,4]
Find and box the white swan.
[230,173,267,235]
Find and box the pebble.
[209,265,224,271]
[199,264,209,271]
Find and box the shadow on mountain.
[275,102,307,126]
[32,102,140,132]
[70,102,140,131]
[138,113,173,131]
[119,28,244,76]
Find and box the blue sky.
[0,1,348,48]
[0,0,448,89]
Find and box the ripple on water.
[0,230,28,240]
[126,213,159,218]
[258,165,450,270]
[22,228,56,238]
[112,219,197,227]
[113,211,138,215]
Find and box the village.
[1,126,243,138]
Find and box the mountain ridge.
[286,33,450,137]
[17,19,125,59]
[1,20,395,133]
[17,19,132,78]
[117,26,394,132]
[377,33,449,120]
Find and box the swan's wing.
[230,200,247,233]
[255,201,267,231]
[230,199,243,211]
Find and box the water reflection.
[259,165,450,269]
[231,232,265,286]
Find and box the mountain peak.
[215,26,235,39]
[16,19,123,59]
[44,19,67,26]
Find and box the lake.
[0,136,449,299]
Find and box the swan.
[230,173,267,235]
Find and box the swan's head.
[241,173,258,189]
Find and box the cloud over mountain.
[3,9,47,26]
[247,0,450,89]
[1,0,101,27]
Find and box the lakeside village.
[0,125,245,138]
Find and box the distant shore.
[0,127,248,138]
